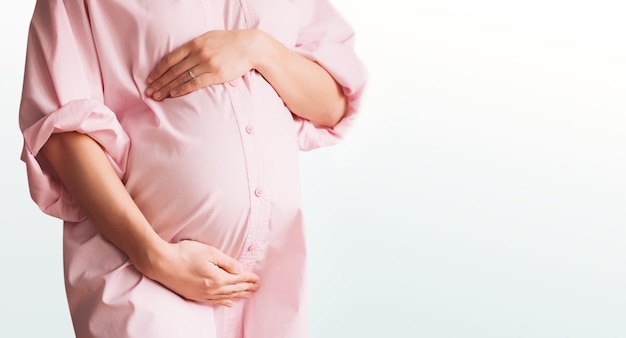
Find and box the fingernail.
[170,89,178,96]
[147,76,154,84]
[154,91,162,100]
[146,88,154,96]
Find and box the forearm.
[41,132,167,274]
[251,29,347,128]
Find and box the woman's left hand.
[145,30,260,100]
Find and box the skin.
[41,29,347,306]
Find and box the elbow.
[317,95,348,128]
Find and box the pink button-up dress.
[18,0,366,337]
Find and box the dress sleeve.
[291,0,368,151]
[19,0,130,222]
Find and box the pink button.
[247,244,256,252]
[228,80,238,87]
[254,188,263,197]
[245,125,254,134]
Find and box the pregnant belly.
[121,96,251,257]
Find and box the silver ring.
[188,69,195,79]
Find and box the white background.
[1,1,625,337]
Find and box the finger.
[206,291,253,301]
[168,71,230,98]
[147,43,193,85]
[146,58,200,99]
[211,250,245,274]
[210,261,259,284]
[167,69,207,98]
[223,271,260,285]
[214,282,259,296]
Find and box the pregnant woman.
[18,0,366,337]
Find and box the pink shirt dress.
[18,0,366,337]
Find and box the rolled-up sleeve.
[291,0,368,151]
[19,0,129,222]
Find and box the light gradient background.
[1,1,625,337]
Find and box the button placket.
[254,187,263,197]
[218,4,258,336]
[224,77,270,270]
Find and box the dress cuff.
[292,40,368,151]
[21,99,130,221]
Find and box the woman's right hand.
[139,240,260,307]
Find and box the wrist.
[128,231,171,277]
[248,29,285,75]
